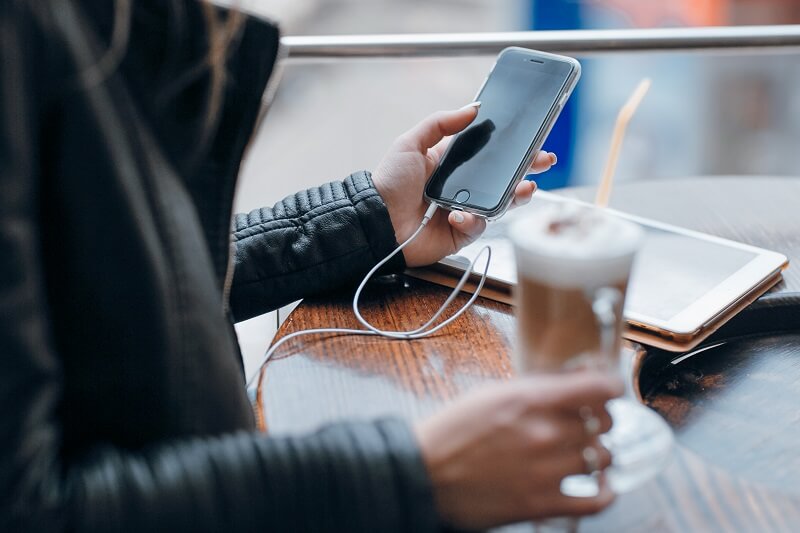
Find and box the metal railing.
[282,25,800,59]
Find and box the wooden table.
[258,177,800,532]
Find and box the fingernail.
[549,152,558,165]
[460,101,481,111]
[452,211,464,224]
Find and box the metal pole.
[282,25,800,59]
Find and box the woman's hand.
[414,373,623,530]
[372,105,557,268]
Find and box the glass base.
[561,398,674,497]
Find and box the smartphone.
[424,47,581,219]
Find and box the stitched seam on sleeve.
[350,188,381,206]
[231,244,372,289]
[345,173,394,263]
[232,195,377,241]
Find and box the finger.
[429,136,451,166]
[448,210,487,247]
[533,449,613,495]
[556,440,613,476]
[511,179,537,208]
[579,406,614,436]
[519,373,624,412]
[547,477,616,517]
[528,151,558,174]
[540,411,613,453]
[529,416,590,452]
[559,419,613,451]
[400,103,480,152]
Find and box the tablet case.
[406,264,783,353]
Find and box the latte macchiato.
[509,200,673,499]
[508,202,643,372]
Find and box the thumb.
[448,210,487,249]
[402,102,481,152]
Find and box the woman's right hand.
[414,372,624,530]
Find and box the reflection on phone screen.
[425,51,573,211]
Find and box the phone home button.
[453,189,471,204]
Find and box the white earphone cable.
[245,203,492,390]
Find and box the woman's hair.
[94,0,245,160]
[196,1,245,159]
[80,0,132,88]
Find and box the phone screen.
[425,50,575,213]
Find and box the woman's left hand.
[372,104,557,268]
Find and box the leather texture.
[639,291,800,395]
[708,291,800,338]
[0,1,439,531]
[232,171,405,321]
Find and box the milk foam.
[508,201,643,288]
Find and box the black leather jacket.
[1,1,438,531]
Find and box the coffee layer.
[509,201,642,288]
[515,277,628,372]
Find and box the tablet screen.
[438,194,779,334]
[626,227,757,322]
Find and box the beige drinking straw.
[594,78,652,207]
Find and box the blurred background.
[231,0,800,369]
[235,0,800,208]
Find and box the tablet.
[603,204,787,346]
[419,191,789,351]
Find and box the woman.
[0,1,621,531]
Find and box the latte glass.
[508,200,674,497]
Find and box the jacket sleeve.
[229,170,406,321]
[64,424,439,532]
[0,4,439,532]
